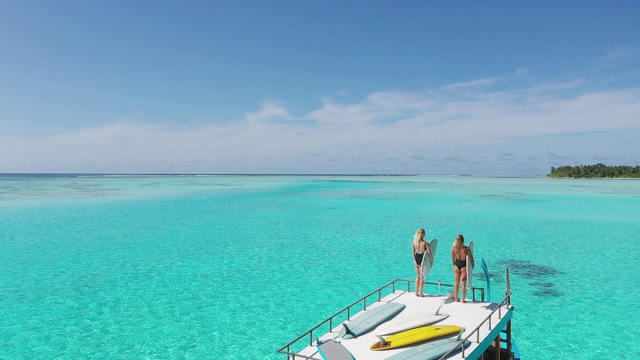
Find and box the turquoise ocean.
[1,175,639,359]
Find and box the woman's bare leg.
[453,267,461,302]
[461,267,468,303]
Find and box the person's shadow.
[442,295,457,304]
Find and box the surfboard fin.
[435,305,443,315]
[342,323,353,336]
[376,335,389,345]
[456,327,466,341]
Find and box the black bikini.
[414,252,424,266]
[454,258,467,270]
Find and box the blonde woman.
[412,228,433,297]
[451,234,474,302]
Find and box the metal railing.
[438,268,513,359]
[434,279,485,302]
[277,278,486,359]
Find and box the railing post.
[506,268,511,306]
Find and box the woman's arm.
[412,244,418,266]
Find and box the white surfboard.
[338,302,405,339]
[420,238,438,280]
[375,305,448,336]
[317,339,354,360]
[385,336,470,360]
[466,241,474,296]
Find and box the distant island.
[548,163,640,178]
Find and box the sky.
[1,1,639,175]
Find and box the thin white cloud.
[440,77,497,91]
[599,46,640,68]
[245,101,293,123]
[524,79,584,95]
[2,75,640,174]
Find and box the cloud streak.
[598,46,640,69]
[2,75,640,174]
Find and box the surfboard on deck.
[466,241,475,297]
[370,325,463,351]
[338,302,405,339]
[317,339,354,360]
[375,305,448,336]
[385,336,471,360]
[420,238,438,280]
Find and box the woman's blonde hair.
[413,228,425,249]
[453,234,465,249]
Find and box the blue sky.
[1,1,639,175]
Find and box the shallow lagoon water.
[1,175,639,359]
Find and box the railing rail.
[277,278,485,359]
[277,278,410,359]
[437,268,513,359]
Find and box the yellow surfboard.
[370,325,463,351]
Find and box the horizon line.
[0,172,547,177]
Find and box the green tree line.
[548,163,640,178]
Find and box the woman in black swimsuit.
[412,228,432,297]
[451,234,474,303]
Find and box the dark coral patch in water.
[493,259,564,297]
[532,288,563,297]
[475,271,503,283]
[529,281,563,297]
[496,259,563,278]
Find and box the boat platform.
[279,271,516,360]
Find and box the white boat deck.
[279,278,515,360]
